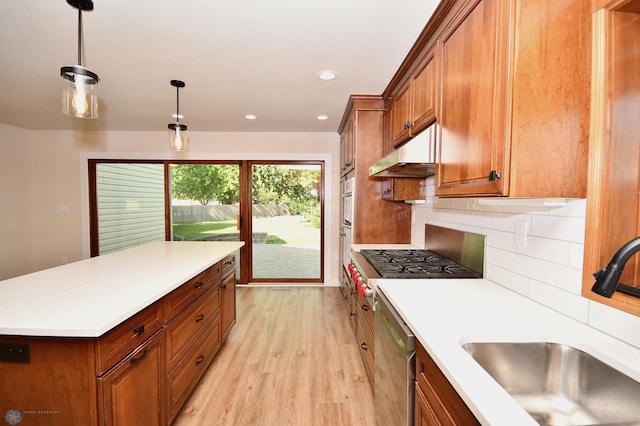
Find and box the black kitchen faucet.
[592,236,640,298]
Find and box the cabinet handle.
[133,325,145,335]
[361,343,368,351]
[224,260,233,266]
[130,348,147,365]
[488,170,501,181]
[361,304,369,311]
[195,314,205,323]
[221,283,227,289]
[194,281,204,289]
[195,355,206,366]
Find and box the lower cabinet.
[415,341,479,425]
[356,294,375,385]
[0,257,237,426]
[98,330,164,425]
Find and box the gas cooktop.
[359,249,481,279]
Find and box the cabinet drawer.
[357,293,374,333]
[356,311,374,385]
[164,262,222,322]
[165,284,221,373]
[221,254,236,277]
[166,317,221,422]
[96,302,163,375]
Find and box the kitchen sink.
[461,341,640,425]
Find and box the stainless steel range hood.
[369,125,436,178]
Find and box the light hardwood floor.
[174,287,376,426]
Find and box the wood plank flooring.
[173,287,375,426]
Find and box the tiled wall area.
[411,177,640,349]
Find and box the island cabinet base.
[0,255,237,426]
[0,336,99,425]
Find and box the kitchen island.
[379,279,640,425]
[0,241,243,425]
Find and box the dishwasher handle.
[376,290,416,352]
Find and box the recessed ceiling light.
[245,114,257,120]
[318,70,337,81]
[317,115,329,120]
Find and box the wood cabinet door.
[391,81,412,147]
[411,48,437,135]
[340,117,355,176]
[220,271,236,340]
[415,383,441,426]
[436,0,510,196]
[98,330,164,426]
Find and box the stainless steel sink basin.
[461,342,640,425]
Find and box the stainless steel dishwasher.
[374,289,416,426]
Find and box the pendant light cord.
[176,85,180,123]
[77,6,83,66]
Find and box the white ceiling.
[0,0,441,133]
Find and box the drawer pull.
[361,304,369,311]
[195,314,205,323]
[133,325,145,335]
[224,260,233,266]
[130,348,147,365]
[194,281,204,289]
[221,284,227,289]
[361,343,368,351]
[195,355,206,365]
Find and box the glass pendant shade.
[60,0,99,119]
[168,123,188,151]
[61,67,99,119]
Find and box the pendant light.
[168,80,188,152]
[60,0,99,119]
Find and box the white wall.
[0,126,341,285]
[412,177,640,350]
[0,123,35,279]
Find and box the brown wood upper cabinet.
[582,0,640,317]
[436,0,591,198]
[391,46,437,148]
[340,117,355,177]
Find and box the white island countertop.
[378,279,640,426]
[0,241,244,338]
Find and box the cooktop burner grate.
[360,249,481,279]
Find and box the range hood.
[369,125,436,178]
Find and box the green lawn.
[173,216,319,246]
[173,221,237,240]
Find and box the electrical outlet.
[515,221,529,247]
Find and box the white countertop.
[0,241,244,338]
[378,279,640,426]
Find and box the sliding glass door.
[89,160,323,284]
[249,162,323,282]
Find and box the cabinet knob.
[361,343,369,351]
[194,281,204,289]
[361,304,369,311]
[133,325,145,335]
[489,170,501,181]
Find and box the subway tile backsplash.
[412,177,640,349]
